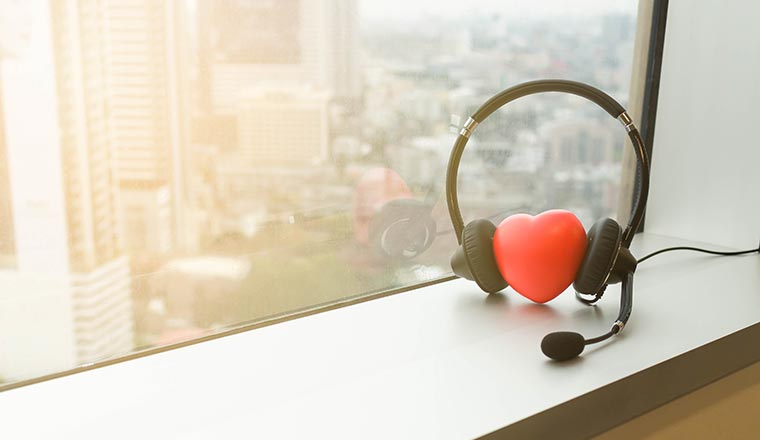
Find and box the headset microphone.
[541,272,634,361]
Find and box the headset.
[446,79,651,361]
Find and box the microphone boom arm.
[584,272,634,346]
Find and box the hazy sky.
[360,0,637,20]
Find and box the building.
[387,135,452,189]
[545,119,620,168]
[120,184,173,255]
[0,1,133,380]
[325,0,361,102]
[93,0,190,254]
[198,0,360,115]
[237,89,329,167]
[543,119,622,223]
[0,70,14,267]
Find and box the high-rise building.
[90,0,190,254]
[199,0,360,115]
[545,120,619,167]
[0,0,32,268]
[0,1,133,380]
[0,70,14,268]
[237,89,329,167]
[325,0,361,102]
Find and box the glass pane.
[0,0,639,387]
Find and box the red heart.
[493,210,587,303]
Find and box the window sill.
[1,233,759,439]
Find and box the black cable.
[638,244,760,264]
[575,244,757,310]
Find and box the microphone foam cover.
[541,332,585,361]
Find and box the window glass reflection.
[0,0,638,387]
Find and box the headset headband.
[446,79,650,248]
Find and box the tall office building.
[237,90,329,167]
[325,0,361,102]
[92,0,190,254]
[0,0,27,268]
[0,71,14,267]
[56,0,202,344]
[0,1,133,380]
[545,120,618,167]
[199,0,361,115]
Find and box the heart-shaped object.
[493,210,587,303]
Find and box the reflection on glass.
[0,0,638,387]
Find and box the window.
[0,0,640,388]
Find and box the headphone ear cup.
[451,219,508,294]
[368,198,436,259]
[573,218,622,295]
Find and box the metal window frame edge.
[618,0,669,227]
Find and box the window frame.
[617,0,669,226]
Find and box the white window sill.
[1,233,759,439]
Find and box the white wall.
[645,0,760,249]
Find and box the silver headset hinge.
[617,112,634,133]
[459,117,479,139]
